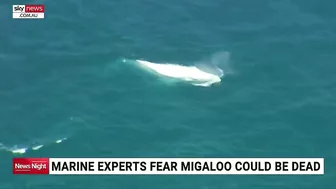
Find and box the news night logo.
[12,5,44,19]
[13,158,49,174]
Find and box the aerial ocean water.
[0,0,335,188]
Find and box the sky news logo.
[13,5,44,19]
[13,158,49,174]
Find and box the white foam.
[32,145,43,150]
[11,148,27,154]
[135,60,222,87]
[0,137,68,154]
[56,137,67,143]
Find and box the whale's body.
[135,60,221,87]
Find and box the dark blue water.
[1,0,335,188]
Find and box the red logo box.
[13,158,49,174]
[25,5,44,13]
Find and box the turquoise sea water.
[1,0,335,188]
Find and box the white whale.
[135,60,222,87]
